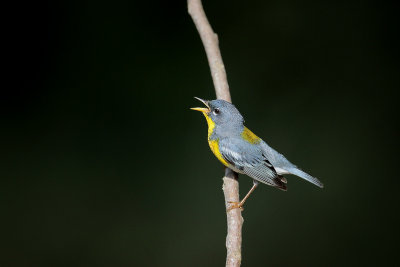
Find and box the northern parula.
[191,97,323,209]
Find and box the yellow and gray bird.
[191,97,323,209]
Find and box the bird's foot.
[227,201,244,212]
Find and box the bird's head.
[191,97,244,132]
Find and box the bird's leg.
[227,181,259,212]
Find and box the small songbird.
[191,97,323,210]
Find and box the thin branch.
[187,0,231,102]
[222,169,243,267]
[188,1,243,266]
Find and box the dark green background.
[2,0,398,266]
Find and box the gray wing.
[260,140,324,188]
[219,138,287,190]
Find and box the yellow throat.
[202,112,230,167]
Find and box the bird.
[191,97,323,210]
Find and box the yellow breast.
[208,139,230,167]
[203,113,230,167]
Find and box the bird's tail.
[286,167,324,188]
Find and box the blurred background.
[1,0,398,266]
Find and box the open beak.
[190,97,210,113]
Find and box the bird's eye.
[213,108,220,115]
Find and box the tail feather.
[286,167,324,188]
[260,141,323,188]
